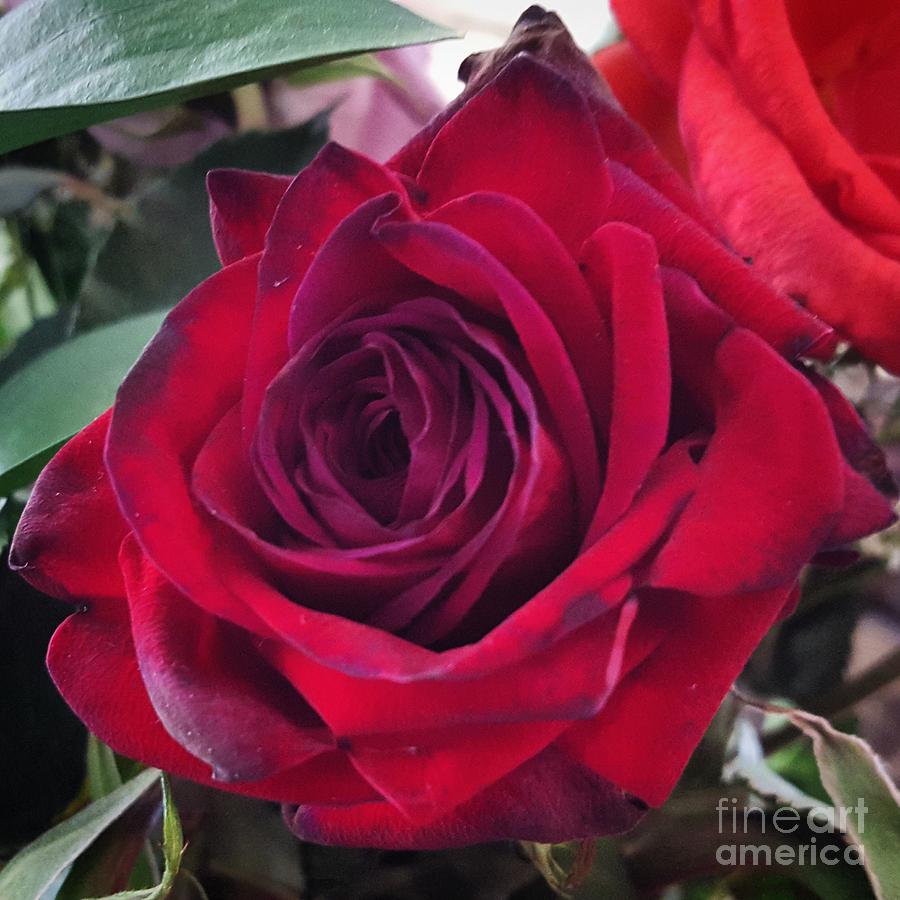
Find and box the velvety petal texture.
[601,0,900,373]
[11,7,894,850]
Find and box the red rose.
[11,8,895,849]
[596,0,900,373]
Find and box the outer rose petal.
[43,564,377,806]
[287,745,645,849]
[10,410,126,600]
[688,0,900,234]
[823,463,897,549]
[207,169,293,265]
[608,162,836,361]
[650,327,844,595]
[402,9,709,231]
[561,585,792,806]
[810,371,897,496]
[106,255,269,634]
[120,536,333,784]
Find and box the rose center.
[358,408,411,480]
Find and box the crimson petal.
[44,581,377,805]
[561,585,792,806]
[244,144,410,439]
[581,222,670,543]
[207,169,292,265]
[121,536,332,783]
[650,327,844,595]
[107,255,268,633]
[287,744,645,849]
[414,55,613,255]
[10,410,126,601]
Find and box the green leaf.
[0,768,160,900]
[725,718,836,829]
[86,736,124,801]
[0,219,57,355]
[56,797,160,900]
[85,775,184,900]
[77,118,327,327]
[0,0,455,154]
[787,710,900,900]
[767,739,830,806]
[0,309,165,494]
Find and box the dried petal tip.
[517,5,555,26]
[458,4,608,104]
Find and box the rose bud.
[10,6,896,849]
[596,0,900,374]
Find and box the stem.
[760,644,900,754]
[232,83,268,132]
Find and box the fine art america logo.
[716,797,867,867]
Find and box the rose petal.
[688,0,900,233]
[650,327,844,595]
[679,34,900,372]
[593,40,689,177]
[285,193,425,356]
[244,144,409,439]
[45,587,377,805]
[427,191,613,437]
[10,410,126,601]
[207,169,293,265]
[343,721,569,824]
[107,255,268,633]
[822,463,897,548]
[809,368,898,498]
[120,535,332,783]
[608,161,836,360]
[610,0,692,91]
[287,744,645,849]
[414,55,612,255]
[581,222,670,542]
[561,584,792,806]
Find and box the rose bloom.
[596,0,900,374]
[11,8,896,848]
